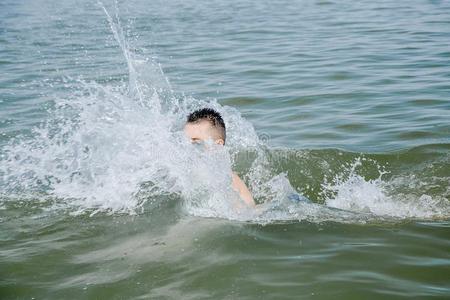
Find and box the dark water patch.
[221,97,266,107]
[396,130,440,140]
[408,98,450,106]
[335,122,370,131]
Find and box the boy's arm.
[231,172,255,207]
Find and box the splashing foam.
[322,159,449,219]
[0,4,260,218]
[0,4,447,222]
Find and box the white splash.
[0,3,260,217]
[322,159,449,219]
[0,3,447,223]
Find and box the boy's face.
[184,121,224,146]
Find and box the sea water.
[1,0,449,299]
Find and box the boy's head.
[184,108,226,145]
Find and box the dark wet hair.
[186,108,226,143]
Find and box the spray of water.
[0,3,256,216]
[321,158,450,219]
[0,3,447,222]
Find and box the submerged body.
[184,109,255,207]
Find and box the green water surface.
[1,0,449,299]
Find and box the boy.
[184,108,255,207]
